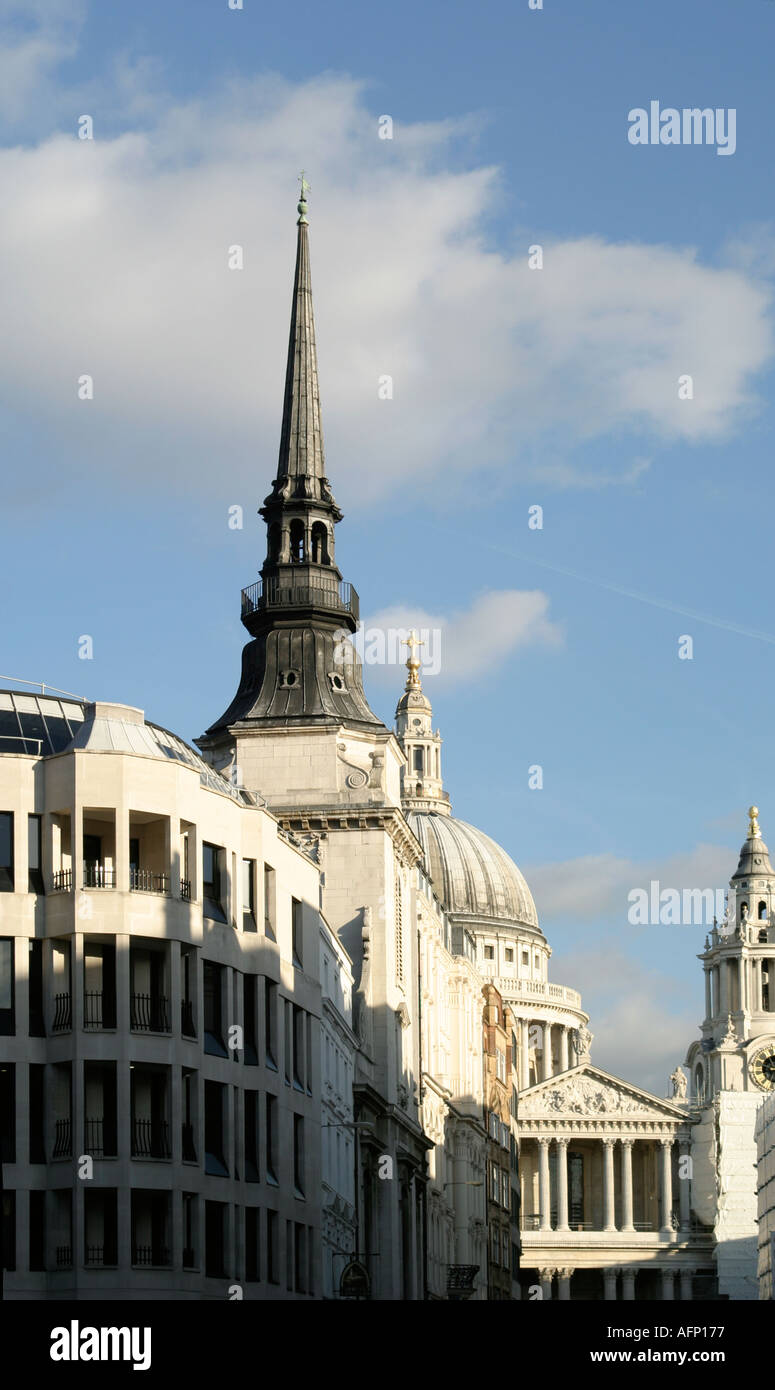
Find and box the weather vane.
[297,170,310,224]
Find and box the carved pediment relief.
[519,1066,683,1120]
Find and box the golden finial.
[403,630,424,690]
[749,805,761,839]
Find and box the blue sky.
[1,0,774,1089]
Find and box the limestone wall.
[756,1092,775,1300]
[715,1091,763,1300]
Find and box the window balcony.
[84,990,116,1030]
[85,1244,117,1267]
[132,1118,171,1160]
[55,1245,72,1268]
[83,864,115,889]
[131,993,170,1033]
[52,992,72,1032]
[132,1244,170,1268]
[130,868,170,894]
[180,879,192,901]
[241,576,360,624]
[51,869,72,892]
[53,1119,72,1159]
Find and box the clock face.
[750,1043,775,1091]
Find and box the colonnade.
[517,1018,577,1089]
[531,1134,691,1233]
[706,954,774,1017]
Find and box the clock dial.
[750,1044,775,1091]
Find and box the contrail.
[469,535,775,647]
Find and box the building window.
[244,1090,259,1183]
[504,947,513,963]
[413,747,424,773]
[182,1068,197,1162]
[293,1006,305,1090]
[522,950,529,966]
[242,859,256,931]
[30,1063,45,1163]
[1,1063,15,1162]
[203,842,227,922]
[204,1080,228,1177]
[181,949,196,1038]
[203,961,227,1057]
[264,865,276,939]
[29,940,44,1037]
[293,1114,305,1197]
[267,1209,279,1283]
[132,1190,171,1268]
[84,1188,118,1267]
[292,898,303,969]
[0,939,14,1035]
[204,1200,227,1278]
[484,944,494,960]
[266,1094,278,1185]
[29,1190,45,1271]
[496,1049,506,1082]
[182,1193,197,1268]
[0,813,13,891]
[264,979,277,1070]
[501,1171,510,1208]
[245,1207,260,1282]
[243,976,258,1065]
[2,1191,15,1272]
[28,815,44,894]
[294,1224,307,1294]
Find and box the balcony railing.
[83,863,115,889]
[53,1118,72,1159]
[131,993,170,1032]
[84,990,116,1029]
[132,1118,171,1160]
[51,868,72,892]
[85,1244,117,1267]
[84,1117,114,1158]
[180,878,192,901]
[56,1245,72,1268]
[130,868,170,894]
[241,576,359,624]
[52,992,72,1032]
[132,1244,170,1267]
[181,999,196,1038]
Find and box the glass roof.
[0,691,250,804]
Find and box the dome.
[407,810,540,932]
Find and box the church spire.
[269,175,337,501]
[394,636,450,815]
[199,179,385,735]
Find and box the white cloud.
[360,589,563,685]
[0,20,772,508]
[555,944,697,1094]
[525,842,734,923]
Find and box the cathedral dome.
[407,810,541,933]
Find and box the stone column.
[559,1027,569,1073]
[621,1268,636,1300]
[620,1139,635,1232]
[739,956,747,1013]
[661,1267,675,1300]
[603,1138,616,1232]
[542,1024,553,1080]
[704,965,712,1020]
[557,1268,572,1300]
[556,1138,569,1232]
[718,958,727,1017]
[603,1266,618,1301]
[660,1139,674,1233]
[520,1019,530,1090]
[539,1267,553,1300]
[679,1267,693,1300]
[678,1139,691,1230]
[538,1137,551,1231]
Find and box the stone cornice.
[275,804,424,867]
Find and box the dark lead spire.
[199,180,384,735]
[273,176,332,496]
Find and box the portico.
[517,1064,714,1299]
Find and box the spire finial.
[297,170,310,225]
[749,805,761,839]
[403,630,424,690]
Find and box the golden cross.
[299,170,311,199]
[404,630,424,661]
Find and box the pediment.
[518,1064,688,1120]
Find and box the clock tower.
[685,805,775,1299]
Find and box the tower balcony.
[241,576,359,624]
